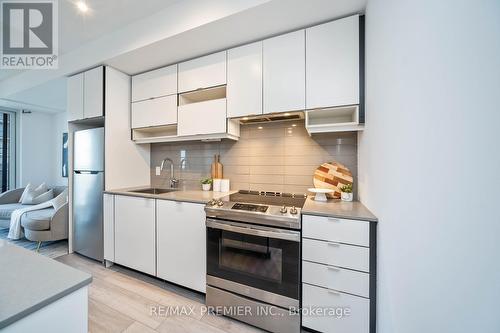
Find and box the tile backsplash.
[151,120,357,195]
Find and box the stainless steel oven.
[205,191,306,333]
[206,220,301,333]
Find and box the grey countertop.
[302,198,378,222]
[0,240,92,329]
[104,186,236,204]
[106,187,377,222]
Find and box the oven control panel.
[231,203,269,213]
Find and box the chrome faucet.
[160,157,179,188]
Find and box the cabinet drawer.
[302,283,369,333]
[132,65,177,102]
[302,260,369,298]
[303,214,370,247]
[178,51,226,93]
[131,95,177,129]
[303,238,369,272]
[177,99,226,136]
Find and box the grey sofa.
[0,186,68,250]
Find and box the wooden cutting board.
[313,162,353,199]
[211,154,223,179]
[216,154,223,179]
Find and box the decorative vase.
[341,192,353,202]
[202,184,211,191]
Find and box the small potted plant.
[340,184,353,202]
[201,178,213,191]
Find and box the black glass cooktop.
[231,203,269,212]
[228,190,307,208]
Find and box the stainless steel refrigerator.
[73,127,104,261]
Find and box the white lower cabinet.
[302,283,369,333]
[302,260,369,298]
[103,194,115,262]
[114,196,156,276]
[303,238,370,272]
[302,214,375,333]
[156,200,206,292]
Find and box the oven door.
[206,218,300,304]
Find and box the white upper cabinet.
[67,66,104,121]
[306,15,359,109]
[178,99,226,136]
[178,51,226,93]
[227,42,263,118]
[131,94,177,129]
[132,65,177,102]
[67,73,84,122]
[83,66,104,119]
[263,30,305,114]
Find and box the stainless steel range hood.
[236,111,304,125]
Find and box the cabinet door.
[114,196,156,275]
[157,200,206,292]
[132,65,177,102]
[306,15,359,109]
[177,99,226,136]
[67,73,84,121]
[84,66,104,118]
[263,30,305,114]
[227,42,263,118]
[103,194,114,262]
[131,95,177,129]
[178,51,226,93]
[302,283,369,333]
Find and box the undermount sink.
[129,188,177,195]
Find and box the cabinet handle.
[328,217,340,222]
[327,241,341,246]
[326,265,340,271]
[327,289,341,296]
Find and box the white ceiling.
[57,0,182,55]
[0,0,181,83]
[0,0,367,113]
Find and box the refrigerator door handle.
[75,170,100,175]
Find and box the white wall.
[17,111,68,188]
[358,0,500,332]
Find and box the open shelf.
[132,124,178,143]
[178,85,226,106]
[132,122,240,144]
[305,105,363,134]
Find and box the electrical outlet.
[155,166,161,176]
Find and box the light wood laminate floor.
[56,253,266,333]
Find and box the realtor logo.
[1,0,58,69]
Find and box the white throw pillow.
[23,189,54,205]
[18,183,32,203]
[20,183,48,205]
[52,189,68,210]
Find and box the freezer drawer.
[73,172,104,261]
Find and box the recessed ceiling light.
[284,113,291,116]
[242,117,249,120]
[292,124,297,127]
[257,126,263,130]
[76,1,89,13]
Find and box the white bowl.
[308,188,334,202]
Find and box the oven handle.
[206,219,300,242]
